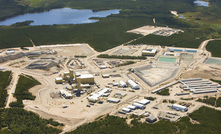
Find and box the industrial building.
[146,115,157,123]
[76,74,94,84]
[59,90,73,99]
[122,107,131,113]
[142,49,157,56]
[88,88,112,102]
[172,104,188,112]
[127,105,136,110]
[107,98,120,103]
[119,80,127,87]
[138,99,150,105]
[133,103,145,109]
[128,79,140,89]
[102,74,110,78]
[55,77,63,84]
[115,92,127,97]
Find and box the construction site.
[1,38,221,133]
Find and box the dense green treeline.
[67,106,221,134]
[156,88,170,96]
[0,71,12,108]
[197,96,221,107]
[10,74,40,108]
[206,40,221,57]
[0,108,63,134]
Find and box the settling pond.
[0,8,120,26]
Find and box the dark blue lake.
[0,8,120,26]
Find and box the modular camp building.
[100,65,106,69]
[133,103,145,109]
[122,107,131,113]
[127,105,136,110]
[55,77,63,84]
[119,80,127,87]
[138,99,150,105]
[102,74,110,78]
[88,96,99,102]
[107,98,120,103]
[172,104,188,112]
[128,79,140,89]
[116,92,127,97]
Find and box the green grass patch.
[197,96,216,106]
[10,74,40,108]
[0,108,63,133]
[207,40,221,57]
[0,71,12,107]
[157,88,170,96]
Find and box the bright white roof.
[138,99,150,104]
[78,74,94,79]
[142,49,157,54]
[127,105,136,109]
[56,77,63,80]
[102,74,110,76]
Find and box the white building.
[119,80,127,87]
[88,88,112,102]
[6,50,15,54]
[127,105,136,110]
[116,92,127,97]
[138,99,150,105]
[133,103,145,109]
[128,79,140,89]
[55,77,63,83]
[60,90,73,99]
[172,104,188,112]
[107,98,120,103]
[100,65,106,69]
[102,74,110,78]
[122,107,131,113]
[142,49,157,56]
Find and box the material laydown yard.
[127,25,184,36]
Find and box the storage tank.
[128,79,140,89]
[119,80,127,87]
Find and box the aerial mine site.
[1,25,221,133]
[0,0,221,133]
